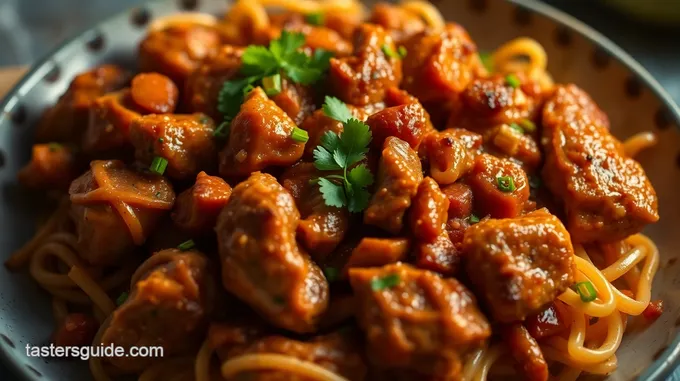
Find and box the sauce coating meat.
[18,144,79,190]
[364,137,423,234]
[101,249,214,372]
[409,177,449,242]
[349,263,491,378]
[369,2,426,43]
[219,88,305,177]
[422,128,482,185]
[129,113,218,180]
[69,160,175,266]
[468,153,531,218]
[344,237,410,273]
[216,172,329,333]
[328,24,402,106]
[463,209,576,322]
[172,171,232,234]
[541,84,659,242]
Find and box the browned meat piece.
[325,13,362,41]
[525,302,570,341]
[468,153,531,218]
[52,313,98,348]
[364,137,423,234]
[184,45,244,121]
[218,88,305,177]
[101,249,214,372]
[270,78,316,126]
[82,89,144,154]
[281,163,349,260]
[369,2,426,43]
[442,182,473,219]
[402,24,482,105]
[501,324,549,381]
[300,106,372,160]
[413,234,461,276]
[366,102,428,151]
[481,124,542,172]
[422,129,482,185]
[463,209,576,322]
[446,218,470,249]
[293,24,353,56]
[128,113,217,180]
[328,24,402,106]
[172,171,232,234]
[383,87,437,137]
[216,172,329,332]
[35,65,129,143]
[542,84,658,242]
[18,144,79,190]
[408,177,449,243]
[69,160,175,266]
[217,331,367,381]
[343,237,410,273]
[139,22,221,88]
[349,263,491,377]
[129,72,178,114]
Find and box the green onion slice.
[263,74,282,96]
[149,156,168,175]
[291,127,309,143]
[177,239,196,251]
[505,73,520,88]
[371,274,400,291]
[573,281,597,302]
[496,176,516,192]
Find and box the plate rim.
[1,0,679,380]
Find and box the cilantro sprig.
[216,31,333,133]
[313,97,374,213]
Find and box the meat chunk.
[300,105,372,160]
[402,24,482,105]
[408,177,449,242]
[172,171,232,234]
[69,160,175,266]
[218,88,305,177]
[129,113,217,180]
[414,233,462,276]
[292,24,353,56]
[366,102,429,151]
[442,182,473,219]
[281,163,349,260]
[349,263,491,377]
[82,89,144,154]
[129,72,178,114]
[463,209,576,322]
[369,2,426,43]
[217,331,367,381]
[481,124,542,172]
[101,249,213,372]
[269,78,316,126]
[35,65,129,143]
[541,84,658,242]
[139,22,221,88]
[184,45,243,121]
[328,24,402,106]
[344,237,410,272]
[216,172,329,332]
[525,302,570,340]
[468,153,530,218]
[423,129,482,185]
[502,324,549,381]
[52,313,98,348]
[364,137,423,234]
[18,143,79,190]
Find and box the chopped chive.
[154,191,161,198]
[573,281,597,302]
[370,273,400,291]
[324,267,340,282]
[398,46,407,58]
[213,121,230,138]
[149,156,168,175]
[158,137,164,143]
[529,176,542,189]
[177,239,195,251]
[505,74,520,88]
[305,12,324,26]
[509,123,524,135]
[48,142,62,152]
[262,73,282,96]
[479,52,493,72]
[496,176,516,192]
[519,119,536,133]
[469,214,480,224]
[116,292,128,306]
[381,44,402,59]
[291,127,309,143]
[242,84,255,96]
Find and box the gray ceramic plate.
[1,0,680,380]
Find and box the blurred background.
[0,0,678,103]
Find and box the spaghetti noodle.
[4,1,664,381]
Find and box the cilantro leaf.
[320,130,340,151]
[323,96,353,123]
[241,46,278,76]
[313,146,342,171]
[348,164,374,188]
[318,178,347,208]
[270,30,306,61]
[347,185,371,213]
[285,65,323,85]
[339,119,372,166]
[311,49,334,71]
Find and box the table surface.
[1,1,679,380]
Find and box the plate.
[0,0,679,380]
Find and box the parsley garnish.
[371,274,400,291]
[216,31,333,130]
[381,44,407,59]
[313,97,374,213]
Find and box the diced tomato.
[525,302,569,340]
[643,300,664,321]
[52,313,98,347]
